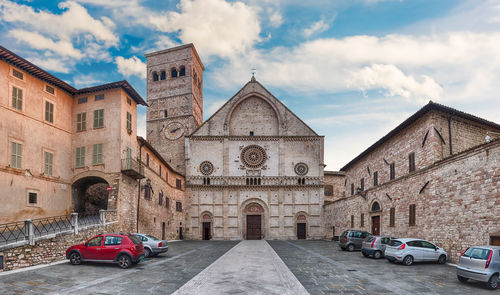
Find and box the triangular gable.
[191,78,319,137]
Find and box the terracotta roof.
[78,80,147,106]
[137,136,184,177]
[324,170,345,176]
[0,45,146,105]
[340,101,500,171]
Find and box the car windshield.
[145,234,160,240]
[340,231,348,238]
[463,248,491,260]
[128,235,142,245]
[388,240,402,246]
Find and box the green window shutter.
[11,142,22,169]
[93,110,98,128]
[93,144,103,165]
[99,109,104,127]
[44,151,53,176]
[45,101,54,123]
[76,147,85,168]
[12,87,23,111]
[11,142,16,168]
[94,109,104,128]
[82,112,86,130]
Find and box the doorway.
[202,222,211,240]
[161,222,166,240]
[297,223,306,239]
[372,216,380,235]
[491,236,500,246]
[179,227,183,240]
[246,215,261,240]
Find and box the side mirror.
[435,247,438,251]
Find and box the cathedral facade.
[145,44,325,240]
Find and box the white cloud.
[115,56,146,79]
[26,57,72,73]
[206,99,226,116]
[9,30,83,59]
[303,18,331,38]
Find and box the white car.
[385,238,447,266]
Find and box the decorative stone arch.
[200,211,213,240]
[239,198,269,240]
[370,199,382,213]
[71,171,115,214]
[294,211,309,240]
[369,198,383,235]
[224,92,282,135]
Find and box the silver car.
[385,238,447,266]
[456,246,500,290]
[133,234,168,258]
[361,236,394,259]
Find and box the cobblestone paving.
[0,240,238,295]
[268,240,494,295]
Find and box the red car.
[66,233,145,269]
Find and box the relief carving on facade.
[243,203,264,214]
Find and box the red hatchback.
[66,233,145,269]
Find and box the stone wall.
[0,222,117,272]
[324,140,500,262]
[324,172,345,202]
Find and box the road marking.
[284,241,423,295]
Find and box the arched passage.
[71,176,109,214]
[241,201,267,240]
[295,212,309,240]
[200,211,213,240]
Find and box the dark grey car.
[339,230,371,252]
[361,236,394,259]
[133,233,168,258]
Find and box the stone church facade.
[145,44,325,240]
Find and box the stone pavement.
[172,240,308,295]
[268,240,495,295]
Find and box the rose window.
[294,163,309,176]
[199,161,214,175]
[241,145,267,168]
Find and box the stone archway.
[201,212,213,240]
[71,176,109,214]
[242,202,265,240]
[295,212,309,240]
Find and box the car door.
[101,235,123,260]
[420,241,439,261]
[406,240,423,261]
[81,235,103,260]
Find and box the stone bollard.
[71,213,79,235]
[99,209,106,225]
[24,220,34,246]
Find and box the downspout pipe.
[137,142,145,233]
[448,116,453,156]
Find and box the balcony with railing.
[121,158,145,179]
[186,176,323,187]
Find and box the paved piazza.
[0,240,496,295]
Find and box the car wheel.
[69,252,82,265]
[347,244,355,252]
[486,274,498,290]
[403,255,414,266]
[362,252,369,257]
[437,254,446,264]
[117,255,132,269]
[144,248,152,258]
[457,275,469,283]
[373,251,382,259]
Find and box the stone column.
[71,213,79,235]
[24,220,34,246]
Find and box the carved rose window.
[241,145,267,168]
[294,163,309,176]
[199,161,214,175]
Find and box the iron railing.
[77,213,101,227]
[121,158,145,179]
[32,215,72,238]
[0,221,26,246]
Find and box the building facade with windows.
[323,102,500,261]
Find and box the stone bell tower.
[145,44,204,173]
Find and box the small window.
[171,68,178,78]
[373,171,378,186]
[104,236,122,246]
[93,109,104,128]
[176,201,182,212]
[371,202,381,212]
[92,144,103,165]
[176,179,182,189]
[45,101,54,123]
[78,97,88,104]
[77,113,87,132]
[153,72,159,81]
[324,185,333,196]
[409,204,416,226]
[146,154,150,166]
[159,191,163,206]
[44,151,53,176]
[160,71,166,80]
[95,94,104,101]
[12,86,23,111]
[409,152,415,173]
[164,110,168,118]
[179,66,185,76]
[45,85,55,95]
[28,192,37,204]
[127,97,132,105]
[11,142,22,169]
[159,165,162,177]
[350,183,354,196]
[76,146,85,168]
[12,68,23,80]
[389,207,395,227]
[360,178,364,191]
[390,163,395,180]
[350,215,354,228]
[249,131,254,136]
[126,112,132,132]
[166,197,170,208]
[360,213,364,227]
[165,172,168,182]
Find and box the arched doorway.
[71,176,109,215]
[296,213,307,239]
[243,203,264,240]
[201,212,213,240]
[370,201,382,236]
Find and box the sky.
[1,0,499,170]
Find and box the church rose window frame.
[200,161,214,175]
[294,163,309,176]
[240,145,267,169]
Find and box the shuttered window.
[409,152,415,173]
[360,178,364,191]
[44,151,53,176]
[45,101,54,123]
[77,113,86,132]
[76,147,85,168]
[93,109,104,128]
[176,201,182,212]
[390,163,395,180]
[126,112,132,131]
[12,86,22,111]
[373,171,378,186]
[389,207,395,227]
[351,215,354,228]
[92,144,103,165]
[176,179,182,189]
[11,142,22,169]
[360,213,364,227]
[351,183,354,196]
[409,204,416,226]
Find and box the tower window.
[160,71,166,80]
[153,72,159,81]
[171,68,178,78]
[249,131,254,136]
[179,66,185,76]
[164,110,168,118]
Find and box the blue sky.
[1,0,499,170]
